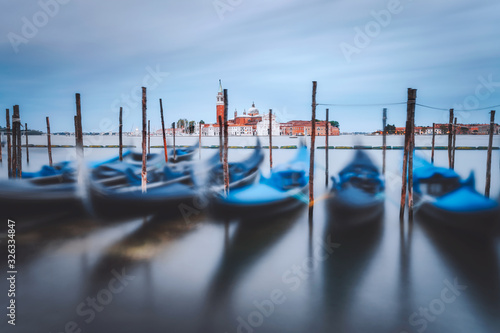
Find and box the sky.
[1,0,500,133]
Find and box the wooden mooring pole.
[309,81,317,219]
[325,108,329,187]
[218,115,223,163]
[400,88,417,221]
[148,120,151,154]
[6,110,11,177]
[269,109,273,170]
[74,115,78,149]
[447,109,454,169]
[158,100,168,163]
[223,89,229,194]
[382,108,387,175]
[46,116,53,167]
[399,121,411,221]
[141,87,147,193]
[13,105,22,178]
[431,123,436,164]
[119,107,123,161]
[25,123,29,164]
[407,89,416,221]
[485,110,495,198]
[451,117,457,170]
[172,122,176,161]
[11,110,17,178]
[75,93,83,157]
[159,99,168,163]
[199,122,202,160]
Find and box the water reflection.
[15,215,100,265]
[87,214,203,287]
[415,215,500,330]
[201,208,304,332]
[321,214,384,332]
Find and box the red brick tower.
[216,79,224,124]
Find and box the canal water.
[0,135,499,333]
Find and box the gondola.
[91,142,199,185]
[413,156,499,233]
[210,144,309,220]
[206,138,264,190]
[87,160,202,219]
[0,177,84,219]
[169,142,199,163]
[326,149,385,229]
[0,154,126,219]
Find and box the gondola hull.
[211,184,308,220]
[88,181,198,220]
[0,180,84,219]
[414,188,500,234]
[327,187,385,229]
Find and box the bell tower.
[216,79,224,124]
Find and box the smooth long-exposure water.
[0,135,499,333]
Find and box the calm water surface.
[0,135,499,333]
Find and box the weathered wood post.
[13,105,22,178]
[172,122,176,161]
[199,122,202,160]
[309,81,317,219]
[223,89,229,194]
[407,89,417,221]
[17,115,22,177]
[46,116,53,167]
[325,108,329,187]
[269,109,273,170]
[485,110,495,198]
[74,115,78,149]
[141,87,147,193]
[11,110,17,178]
[447,109,454,168]
[382,108,387,175]
[119,107,123,161]
[25,123,29,164]
[6,110,11,177]
[451,117,457,169]
[157,100,168,163]
[400,122,410,221]
[75,93,83,157]
[431,123,436,164]
[218,115,223,162]
[148,120,151,154]
[400,88,417,221]
[159,99,168,163]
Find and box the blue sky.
[1,0,499,133]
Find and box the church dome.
[247,102,259,115]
